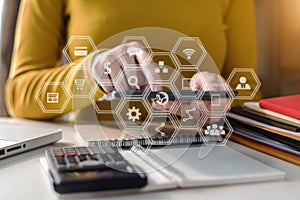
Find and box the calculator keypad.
[49,146,130,172]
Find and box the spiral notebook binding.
[130,145,185,180]
[88,135,222,147]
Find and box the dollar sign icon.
[104,61,111,75]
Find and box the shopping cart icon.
[74,76,88,90]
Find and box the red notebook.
[259,94,300,120]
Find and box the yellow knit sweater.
[6,0,258,119]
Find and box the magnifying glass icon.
[128,76,140,90]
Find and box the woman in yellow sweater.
[5,0,258,120]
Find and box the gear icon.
[126,106,142,122]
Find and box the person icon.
[204,126,211,135]
[209,124,220,135]
[236,76,251,90]
[218,125,225,135]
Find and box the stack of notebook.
[227,94,300,165]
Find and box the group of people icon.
[204,124,225,136]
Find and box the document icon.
[47,92,59,104]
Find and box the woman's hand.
[152,71,230,124]
[92,42,162,93]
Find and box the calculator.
[45,146,148,194]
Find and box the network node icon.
[150,52,179,83]
[171,101,205,128]
[145,115,179,143]
[154,61,169,74]
[182,107,196,122]
[154,122,166,137]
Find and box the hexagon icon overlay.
[89,85,114,114]
[115,98,151,130]
[91,53,123,85]
[63,36,97,65]
[227,68,261,100]
[35,82,71,113]
[172,37,207,67]
[145,115,179,144]
[114,67,151,98]
[198,116,233,146]
[170,100,206,128]
[64,66,95,98]
[145,83,179,114]
[118,36,153,67]
[172,69,203,99]
[149,52,179,84]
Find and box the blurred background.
[1,0,300,117]
[256,0,300,97]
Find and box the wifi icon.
[182,48,196,60]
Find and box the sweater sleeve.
[222,0,262,104]
[5,0,104,119]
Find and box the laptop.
[0,123,62,159]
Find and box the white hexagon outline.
[170,100,206,129]
[91,52,123,85]
[171,68,204,99]
[227,68,261,100]
[149,52,180,84]
[145,83,179,114]
[63,65,95,98]
[35,82,71,113]
[113,67,151,99]
[89,85,114,114]
[63,36,98,65]
[118,36,153,68]
[192,72,235,115]
[198,91,234,116]
[114,98,152,130]
[144,113,180,145]
[198,116,233,146]
[171,37,207,68]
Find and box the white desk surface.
[0,117,299,200]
